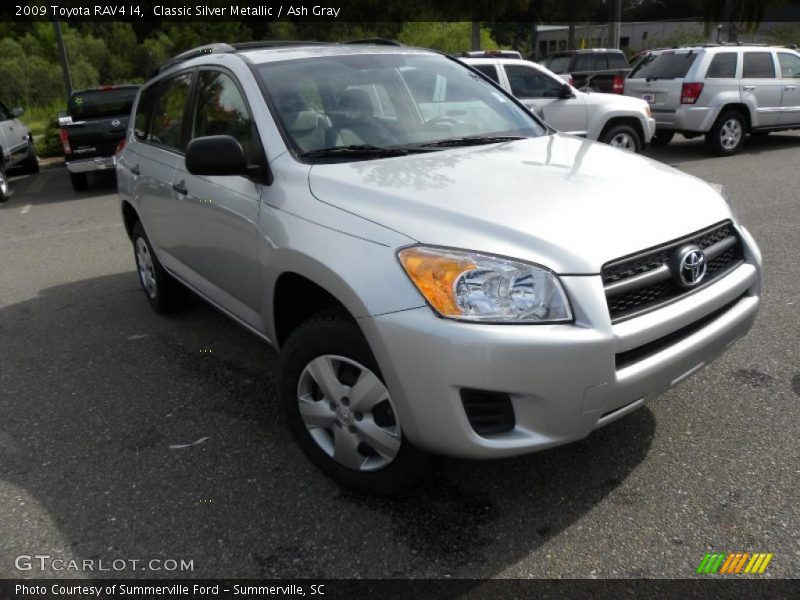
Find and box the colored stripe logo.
[696,552,773,574]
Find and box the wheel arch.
[121,200,140,241]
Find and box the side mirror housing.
[11,107,24,118]
[559,83,575,99]
[186,135,248,177]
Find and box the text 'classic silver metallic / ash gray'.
[117,42,761,494]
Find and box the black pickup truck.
[539,49,631,94]
[59,85,139,191]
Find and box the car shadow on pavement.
[0,271,655,579]
[645,131,800,165]
[1,166,117,209]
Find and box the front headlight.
[397,246,572,323]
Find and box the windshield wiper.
[417,135,527,148]
[299,144,413,159]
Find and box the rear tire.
[19,142,40,174]
[131,221,186,314]
[278,313,430,495]
[69,171,89,191]
[600,123,643,153]
[706,111,746,156]
[650,130,675,147]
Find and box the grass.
[18,102,67,137]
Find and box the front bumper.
[643,116,657,142]
[66,155,117,174]
[359,233,760,459]
[651,106,720,133]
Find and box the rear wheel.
[706,111,746,156]
[650,130,675,147]
[19,142,40,174]
[278,313,430,495]
[69,171,89,191]
[600,123,642,153]
[131,221,186,314]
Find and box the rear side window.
[629,52,699,79]
[742,52,775,78]
[133,86,154,141]
[504,64,563,98]
[608,53,628,69]
[68,88,138,119]
[472,64,500,83]
[778,52,800,78]
[706,53,738,78]
[148,72,193,152]
[545,55,571,73]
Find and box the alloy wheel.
[135,237,158,298]
[609,132,636,151]
[719,118,743,150]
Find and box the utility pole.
[53,20,73,98]
[471,21,481,51]
[609,0,622,49]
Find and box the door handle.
[786,85,798,91]
[130,165,140,176]
[743,85,756,91]
[173,181,188,195]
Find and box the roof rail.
[155,43,236,74]
[231,40,334,51]
[783,43,798,49]
[345,38,403,46]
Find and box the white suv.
[625,45,800,154]
[0,101,39,203]
[462,55,655,152]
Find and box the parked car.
[461,55,655,152]
[0,100,38,203]
[540,49,631,94]
[118,42,761,494]
[625,45,800,154]
[59,85,139,191]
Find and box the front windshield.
[256,52,546,158]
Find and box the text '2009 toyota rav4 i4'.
[117,42,761,495]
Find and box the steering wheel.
[424,115,462,129]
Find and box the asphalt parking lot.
[1,133,799,580]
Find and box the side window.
[504,65,564,99]
[472,64,500,83]
[778,53,800,78]
[191,70,259,161]
[706,53,738,78]
[133,86,154,141]
[742,52,776,78]
[148,72,193,151]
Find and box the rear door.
[777,51,800,125]
[624,50,700,117]
[173,67,264,325]
[132,71,194,261]
[741,51,782,127]
[500,62,587,133]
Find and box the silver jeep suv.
[625,45,800,154]
[117,42,761,494]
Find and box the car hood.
[582,90,649,111]
[307,134,732,274]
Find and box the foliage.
[397,22,503,53]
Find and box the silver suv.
[625,45,800,154]
[118,42,762,494]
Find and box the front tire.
[0,165,10,203]
[131,221,185,314]
[278,314,430,495]
[600,123,643,153]
[706,111,746,156]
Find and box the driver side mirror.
[559,83,575,99]
[186,135,272,184]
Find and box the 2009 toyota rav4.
[117,42,762,494]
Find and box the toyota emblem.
[675,245,707,288]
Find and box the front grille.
[602,221,744,322]
[461,389,515,436]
